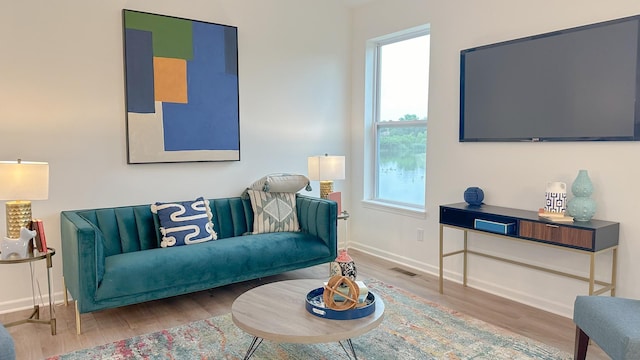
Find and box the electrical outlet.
[416,228,424,242]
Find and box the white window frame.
[364,25,430,213]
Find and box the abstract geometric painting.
[123,10,240,163]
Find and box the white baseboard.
[0,291,68,315]
[348,241,439,275]
[348,241,573,318]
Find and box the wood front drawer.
[519,220,594,249]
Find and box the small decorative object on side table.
[0,247,57,335]
[0,227,36,260]
[463,187,484,206]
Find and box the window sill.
[361,199,427,219]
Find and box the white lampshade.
[308,155,345,181]
[0,160,49,200]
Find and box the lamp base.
[320,180,334,199]
[6,201,32,238]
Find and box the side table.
[0,248,56,335]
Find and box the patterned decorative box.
[305,287,376,320]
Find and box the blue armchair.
[0,324,16,360]
[573,296,640,360]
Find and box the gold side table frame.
[0,248,56,335]
[439,225,617,297]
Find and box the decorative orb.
[323,275,359,311]
[464,187,484,206]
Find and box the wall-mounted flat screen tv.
[460,15,640,142]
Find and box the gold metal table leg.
[439,224,444,294]
[463,231,468,287]
[611,247,618,296]
[46,253,56,335]
[589,253,595,295]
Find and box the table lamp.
[308,154,345,199]
[0,160,49,238]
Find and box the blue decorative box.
[305,287,376,320]
[474,219,515,235]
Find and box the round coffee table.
[231,279,385,359]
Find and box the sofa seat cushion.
[95,232,331,300]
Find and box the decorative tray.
[305,287,376,320]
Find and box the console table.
[439,203,619,296]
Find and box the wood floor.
[1,249,607,359]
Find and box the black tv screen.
[460,15,640,142]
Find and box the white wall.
[0,0,352,312]
[350,0,640,317]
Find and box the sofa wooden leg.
[75,301,82,335]
[575,326,589,360]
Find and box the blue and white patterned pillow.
[150,197,217,248]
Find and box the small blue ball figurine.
[464,187,484,206]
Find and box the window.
[368,28,430,209]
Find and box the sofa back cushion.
[77,206,158,257]
[76,197,254,257]
[209,197,253,238]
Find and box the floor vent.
[390,267,417,277]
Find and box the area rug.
[47,279,571,360]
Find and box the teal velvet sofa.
[60,194,337,334]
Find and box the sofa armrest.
[296,194,338,258]
[60,211,105,312]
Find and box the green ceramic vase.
[567,170,597,222]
